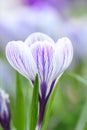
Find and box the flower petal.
[30,41,55,97]
[25,32,55,46]
[54,37,73,75]
[6,41,38,81]
[46,37,73,96]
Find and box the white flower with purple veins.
[6,32,73,128]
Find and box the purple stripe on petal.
[6,41,38,81]
[30,41,55,97]
[46,80,55,101]
[36,46,43,82]
[42,49,45,81]
[52,37,73,81]
[45,46,53,82]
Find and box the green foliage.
[29,74,39,130]
[68,72,87,86]
[2,57,87,130]
[0,125,3,130]
[15,72,25,130]
[75,100,87,130]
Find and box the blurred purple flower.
[0,89,10,130]
[0,6,63,51]
[22,0,70,12]
[59,18,87,61]
[0,0,71,53]
[6,32,73,128]
[0,60,16,96]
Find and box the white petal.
[6,41,38,81]
[30,41,55,97]
[25,32,55,46]
[0,88,9,103]
[0,89,9,119]
[53,37,73,79]
[46,37,73,96]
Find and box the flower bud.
[0,89,10,130]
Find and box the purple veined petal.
[45,47,63,97]
[6,41,38,82]
[53,37,73,79]
[46,37,73,97]
[56,37,73,71]
[25,32,55,47]
[30,41,55,97]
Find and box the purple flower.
[59,18,87,62]
[6,32,73,128]
[0,6,63,51]
[22,0,70,12]
[0,89,10,130]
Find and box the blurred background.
[0,0,87,130]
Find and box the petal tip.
[25,32,55,46]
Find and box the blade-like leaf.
[0,125,3,130]
[15,72,25,130]
[41,81,59,130]
[30,74,39,130]
[75,100,87,130]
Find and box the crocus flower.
[6,32,73,129]
[0,88,10,130]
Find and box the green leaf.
[68,72,87,86]
[41,80,59,130]
[75,100,87,130]
[15,72,25,130]
[30,74,39,130]
[0,125,3,130]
